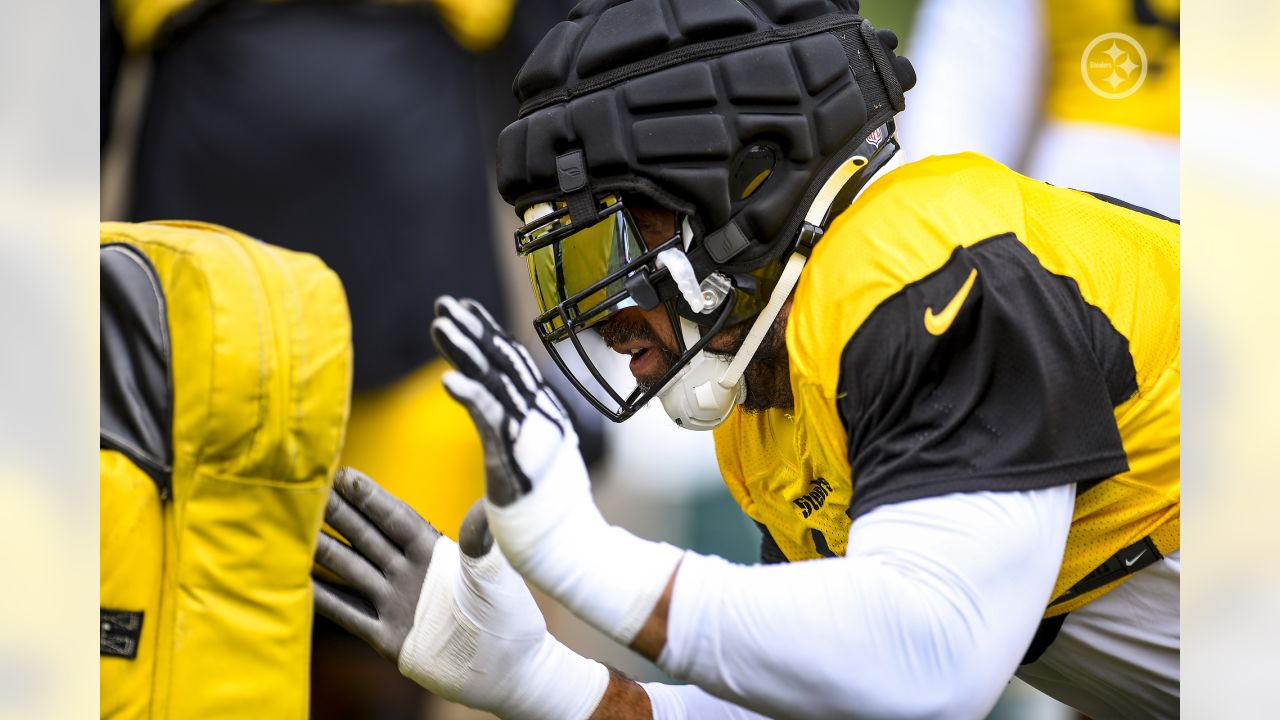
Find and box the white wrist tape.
[398,537,609,720]
[486,441,684,644]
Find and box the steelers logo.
[1081,33,1148,100]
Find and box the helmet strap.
[655,136,904,428]
[717,251,806,389]
[718,141,900,389]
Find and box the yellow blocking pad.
[100,451,164,720]
[341,357,485,540]
[100,221,351,719]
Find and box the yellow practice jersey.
[715,153,1179,617]
[1044,0,1179,135]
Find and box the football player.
[316,1,1179,717]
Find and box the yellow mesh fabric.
[715,154,1179,615]
[715,407,853,559]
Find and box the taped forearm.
[487,460,684,645]
[433,296,683,650]
[657,487,1076,719]
[399,538,610,720]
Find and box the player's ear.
[458,499,494,558]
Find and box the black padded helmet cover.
[496,0,916,274]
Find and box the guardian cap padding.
[496,0,915,274]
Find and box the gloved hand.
[431,297,684,646]
[312,467,608,720]
[429,296,585,509]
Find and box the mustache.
[595,314,682,391]
[596,313,665,349]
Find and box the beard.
[597,302,793,412]
[704,304,793,412]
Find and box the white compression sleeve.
[486,438,685,644]
[642,682,771,720]
[658,485,1076,720]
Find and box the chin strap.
[656,245,806,431]
[718,252,805,389]
[656,139,903,430]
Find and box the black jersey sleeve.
[837,233,1138,521]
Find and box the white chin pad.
[657,326,743,432]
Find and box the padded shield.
[496,0,916,274]
[99,221,352,719]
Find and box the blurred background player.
[102,0,516,541]
[100,1,586,716]
[899,0,1180,217]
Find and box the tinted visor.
[522,203,648,335]
[515,197,739,423]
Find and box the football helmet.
[496,0,915,428]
